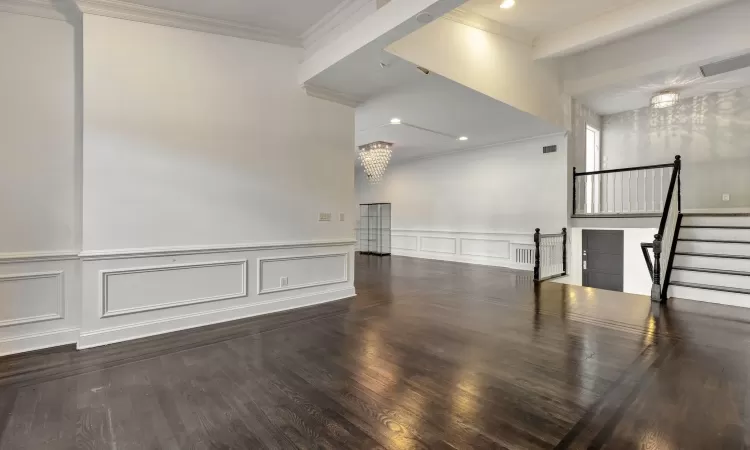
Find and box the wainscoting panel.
[101,260,248,317]
[0,255,80,357]
[258,253,348,294]
[78,241,356,350]
[420,236,457,254]
[460,239,510,259]
[392,235,418,251]
[0,271,64,327]
[373,229,535,271]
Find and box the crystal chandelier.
[359,141,393,183]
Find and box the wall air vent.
[543,145,557,154]
[700,53,750,77]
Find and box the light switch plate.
[318,212,332,222]
[280,276,288,287]
[723,193,730,202]
[339,212,345,221]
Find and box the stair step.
[670,284,750,308]
[675,252,750,260]
[673,253,750,272]
[682,226,750,229]
[670,281,750,295]
[672,268,750,290]
[676,241,750,257]
[682,215,750,227]
[672,266,750,277]
[679,238,750,245]
[679,227,750,241]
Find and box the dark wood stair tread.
[679,238,750,244]
[673,266,750,277]
[675,252,750,260]
[670,281,750,295]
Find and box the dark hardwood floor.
[1,254,749,449]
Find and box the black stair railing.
[640,155,683,302]
[573,160,676,217]
[534,228,567,282]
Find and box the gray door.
[582,230,624,292]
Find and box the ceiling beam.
[533,0,735,60]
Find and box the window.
[585,125,601,213]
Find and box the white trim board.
[0,251,80,264]
[75,0,300,47]
[79,238,357,260]
[78,286,355,349]
[0,327,79,357]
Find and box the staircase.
[670,213,750,307]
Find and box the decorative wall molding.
[302,84,364,108]
[301,0,372,49]
[419,236,457,254]
[392,235,418,251]
[75,0,301,47]
[372,229,535,270]
[0,271,65,327]
[79,286,355,349]
[257,253,349,295]
[100,260,248,318]
[459,238,510,259]
[0,250,80,264]
[0,0,66,20]
[79,238,356,261]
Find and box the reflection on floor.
[0,254,748,449]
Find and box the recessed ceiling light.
[458,136,468,141]
[390,118,401,124]
[499,0,515,9]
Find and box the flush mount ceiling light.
[499,0,515,9]
[651,91,679,109]
[458,136,468,141]
[390,118,401,124]
[359,141,393,183]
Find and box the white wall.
[556,227,656,296]
[602,88,750,209]
[0,13,81,356]
[386,18,566,129]
[356,134,568,269]
[76,15,357,348]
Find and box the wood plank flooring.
[1,254,749,449]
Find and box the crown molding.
[75,0,301,47]
[0,0,66,20]
[301,0,373,50]
[303,84,364,108]
[444,7,535,47]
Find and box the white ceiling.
[355,72,561,164]
[122,0,346,37]
[579,64,750,115]
[462,0,639,36]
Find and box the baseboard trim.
[0,327,79,357]
[79,239,356,261]
[77,286,356,349]
[0,250,80,264]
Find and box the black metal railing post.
[561,228,567,275]
[651,234,662,303]
[675,155,682,212]
[571,167,576,215]
[533,228,541,281]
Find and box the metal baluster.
[641,170,646,211]
[660,168,664,211]
[651,170,655,212]
[627,172,631,212]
